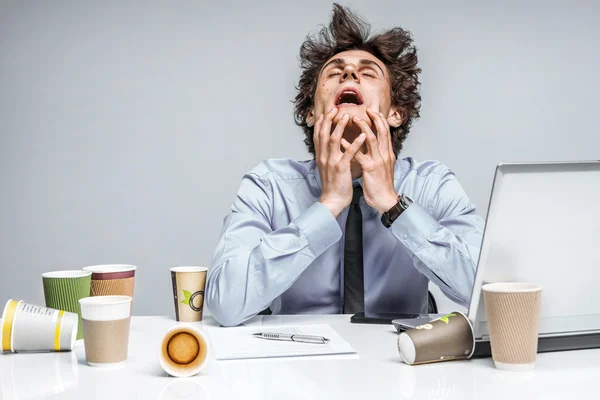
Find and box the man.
[206,4,485,327]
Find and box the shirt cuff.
[293,202,342,257]
[390,202,440,253]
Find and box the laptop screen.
[466,161,600,339]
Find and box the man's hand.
[341,108,398,214]
[316,107,367,218]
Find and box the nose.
[341,64,359,82]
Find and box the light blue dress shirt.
[206,157,485,327]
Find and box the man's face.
[307,49,401,134]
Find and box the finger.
[341,138,350,149]
[313,114,324,153]
[329,113,350,154]
[341,133,367,164]
[380,111,395,160]
[318,108,338,162]
[341,138,368,164]
[320,107,339,143]
[367,108,390,155]
[379,111,391,131]
[353,117,380,158]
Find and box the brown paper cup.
[158,324,210,377]
[83,264,136,303]
[170,267,207,322]
[397,311,475,365]
[482,282,542,371]
[79,295,132,368]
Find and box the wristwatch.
[381,194,413,228]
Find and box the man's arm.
[347,110,484,307]
[390,168,485,307]
[206,171,342,327]
[207,108,365,327]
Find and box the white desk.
[1,314,598,399]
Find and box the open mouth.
[335,88,363,106]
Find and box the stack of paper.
[206,324,356,360]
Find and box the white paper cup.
[79,295,132,367]
[0,350,79,399]
[1,300,78,353]
[158,324,210,377]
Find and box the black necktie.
[344,185,364,314]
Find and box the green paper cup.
[42,270,92,340]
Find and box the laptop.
[394,160,600,356]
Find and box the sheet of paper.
[205,324,356,360]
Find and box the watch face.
[398,195,412,210]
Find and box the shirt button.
[402,234,408,240]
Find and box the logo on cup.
[180,290,204,312]
[415,313,457,330]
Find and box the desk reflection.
[397,361,476,400]
[214,359,324,400]
[160,378,209,400]
[0,350,79,399]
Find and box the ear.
[306,110,316,127]
[387,107,403,128]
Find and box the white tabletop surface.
[1,314,599,399]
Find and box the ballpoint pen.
[252,332,330,344]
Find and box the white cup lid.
[79,296,132,321]
[83,265,137,273]
[170,266,208,273]
[42,270,92,279]
[397,333,416,364]
[482,282,543,293]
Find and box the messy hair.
[294,3,421,156]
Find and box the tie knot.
[351,185,363,205]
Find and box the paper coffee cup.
[158,324,210,377]
[83,264,137,300]
[79,295,132,367]
[0,350,79,399]
[398,311,475,365]
[1,300,78,353]
[482,282,543,371]
[170,267,207,322]
[42,270,92,340]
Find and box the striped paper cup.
[83,265,137,306]
[42,270,92,340]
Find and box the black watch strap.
[381,194,413,228]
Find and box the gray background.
[1,0,599,317]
